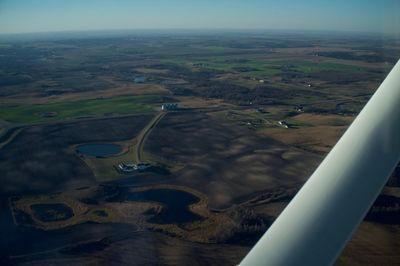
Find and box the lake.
[31,203,74,222]
[76,143,122,157]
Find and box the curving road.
[135,112,165,163]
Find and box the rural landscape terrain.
[0,30,399,265]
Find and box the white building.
[278,120,289,129]
[161,103,178,111]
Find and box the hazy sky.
[0,0,399,34]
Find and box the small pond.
[108,188,203,224]
[77,143,122,157]
[133,76,146,83]
[31,203,74,222]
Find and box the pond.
[133,76,146,83]
[108,188,203,224]
[76,143,122,157]
[31,203,74,222]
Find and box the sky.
[0,0,399,35]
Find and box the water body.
[133,76,146,84]
[1,193,137,258]
[108,188,203,224]
[77,143,122,157]
[0,188,202,258]
[31,203,74,222]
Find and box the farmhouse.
[278,120,289,129]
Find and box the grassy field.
[264,60,370,73]
[162,58,279,80]
[165,56,371,80]
[0,95,162,124]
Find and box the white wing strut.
[240,60,400,266]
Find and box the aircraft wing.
[240,59,400,266]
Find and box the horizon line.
[0,27,397,37]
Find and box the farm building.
[161,103,178,111]
[295,106,304,112]
[278,120,289,129]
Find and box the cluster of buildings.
[117,162,151,173]
[161,103,178,111]
[294,105,304,112]
[278,120,289,129]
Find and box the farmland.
[0,95,161,124]
[0,31,399,265]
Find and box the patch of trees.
[211,205,270,245]
[232,66,260,72]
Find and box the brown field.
[260,113,354,154]
[251,194,400,266]
[144,111,322,209]
[291,113,354,126]
[336,222,400,266]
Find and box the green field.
[0,95,161,124]
[264,60,369,73]
[165,57,281,78]
[167,57,369,79]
